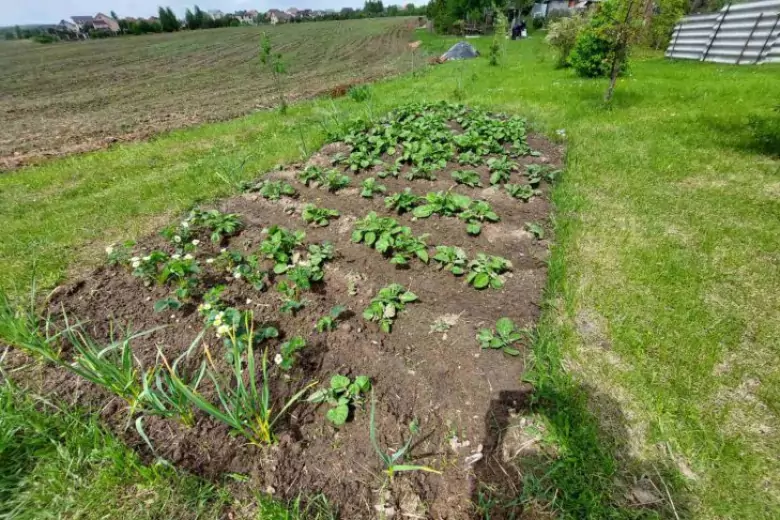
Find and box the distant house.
[208,10,225,19]
[234,10,256,24]
[531,0,596,17]
[92,12,120,32]
[71,15,95,31]
[58,19,80,33]
[267,9,292,24]
[286,8,299,18]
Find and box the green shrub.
[568,0,628,78]
[545,15,588,68]
[348,85,371,102]
[531,16,544,30]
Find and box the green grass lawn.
[1,30,779,518]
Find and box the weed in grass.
[384,188,421,214]
[451,169,483,188]
[316,305,347,332]
[369,394,440,479]
[363,284,417,333]
[249,180,297,200]
[412,191,472,219]
[348,84,372,102]
[302,204,340,227]
[477,317,528,356]
[167,312,314,445]
[433,246,468,275]
[275,336,306,371]
[459,200,500,235]
[308,375,371,426]
[487,156,516,185]
[360,177,386,198]
[466,254,512,290]
[505,183,541,201]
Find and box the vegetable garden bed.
[3,102,563,518]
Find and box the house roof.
[71,15,94,24]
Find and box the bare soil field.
[0,19,417,170]
[5,103,563,518]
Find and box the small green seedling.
[308,374,371,426]
[459,200,499,236]
[298,165,324,186]
[316,305,347,332]
[525,222,544,239]
[412,191,471,219]
[466,254,512,290]
[302,204,340,227]
[369,394,440,479]
[363,284,418,333]
[487,156,516,185]
[505,183,540,201]
[307,242,335,268]
[256,180,297,200]
[276,336,306,370]
[433,246,468,275]
[476,317,528,356]
[384,189,421,214]
[322,169,351,192]
[361,177,387,198]
[451,170,483,188]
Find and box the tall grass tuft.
[0,279,63,365]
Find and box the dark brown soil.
[4,132,563,518]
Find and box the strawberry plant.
[459,200,500,235]
[505,183,541,201]
[487,156,516,185]
[321,169,351,192]
[286,265,324,291]
[477,317,528,356]
[451,169,483,188]
[308,374,371,426]
[302,204,340,227]
[432,246,468,275]
[298,165,324,186]
[189,209,243,243]
[525,222,544,239]
[275,336,306,371]
[254,180,297,200]
[105,241,134,266]
[258,225,305,274]
[363,284,418,333]
[130,251,169,285]
[458,151,483,166]
[316,305,347,332]
[361,177,387,198]
[466,254,512,290]
[384,189,421,214]
[412,191,472,219]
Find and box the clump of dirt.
[4,104,564,518]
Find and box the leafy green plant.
[348,84,372,102]
[458,151,483,166]
[153,297,182,313]
[308,374,371,426]
[254,179,297,200]
[346,150,383,172]
[390,231,429,266]
[369,394,440,479]
[0,281,63,364]
[505,183,541,202]
[361,177,386,198]
[105,241,134,266]
[526,163,561,185]
[286,265,324,291]
[316,305,347,332]
[363,284,418,333]
[476,317,528,356]
[384,189,421,214]
[307,242,335,268]
[451,169,483,188]
[189,209,243,243]
[406,163,438,181]
[166,314,314,445]
[275,336,306,371]
[466,254,512,290]
[321,169,351,192]
[298,165,324,186]
[526,222,544,239]
[433,246,468,275]
[487,156,516,185]
[351,212,404,251]
[259,225,305,274]
[302,204,340,227]
[412,191,471,218]
[280,298,306,315]
[459,200,500,235]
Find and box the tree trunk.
[605,0,636,103]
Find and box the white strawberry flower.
[130,256,140,262]
[105,246,114,255]
[274,354,283,365]
[131,260,141,268]
[216,324,230,337]
[184,254,194,260]
[171,254,181,260]
[181,221,189,228]
[143,256,151,261]
[233,272,242,280]
[192,239,200,246]
[174,235,182,243]
[206,258,215,264]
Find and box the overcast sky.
[4,1,405,26]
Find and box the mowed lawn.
[0,18,416,168]
[1,30,779,518]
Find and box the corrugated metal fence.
[666,0,780,64]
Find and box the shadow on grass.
[700,112,780,159]
[470,380,692,519]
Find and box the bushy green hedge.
[568,0,628,78]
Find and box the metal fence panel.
[665,0,780,65]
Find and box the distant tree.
[14,25,22,39]
[405,2,415,11]
[386,4,401,15]
[110,10,119,20]
[364,0,385,15]
[260,33,287,112]
[158,6,180,32]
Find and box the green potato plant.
[505,183,541,202]
[316,305,347,332]
[459,200,500,236]
[361,177,387,198]
[433,245,468,275]
[384,188,422,214]
[302,204,340,227]
[476,317,528,356]
[412,191,472,219]
[487,156,516,185]
[259,225,305,274]
[451,169,483,188]
[254,179,297,200]
[466,254,512,290]
[363,284,418,333]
